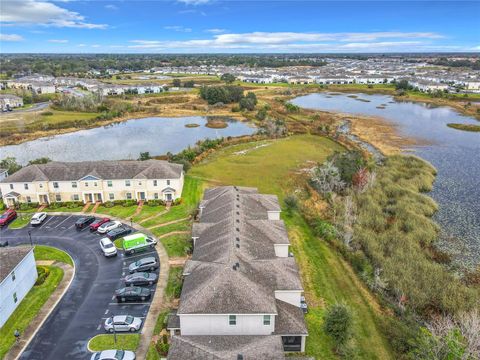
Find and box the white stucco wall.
[179,314,275,336]
[274,290,302,307]
[0,249,37,327]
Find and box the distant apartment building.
[0,246,37,327]
[167,186,308,359]
[0,94,23,111]
[0,160,184,207]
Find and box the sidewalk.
[4,262,74,360]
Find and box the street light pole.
[28,231,32,247]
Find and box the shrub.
[123,200,136,207]
[312,218,337,241]
[284,103,300,112]
[40,111,53,116]
[323,303,353,347]
[35,266,50,286]
[284,194,298,212]
[103,201,115,208]
[172,198,183,206]
[147,200,161,207]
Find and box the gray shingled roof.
[167,335,286,360]
[274,300,308,335]
[0,246,33,284]
[1,160,183,183]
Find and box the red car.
[0,209,17,227]
[89,217,111,232]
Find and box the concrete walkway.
[5,262,74,360]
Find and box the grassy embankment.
[88,334,140,352]
[0,246,70,359]
[447,123,480,132]
[190,134,394,360]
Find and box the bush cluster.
[35,266,50,286]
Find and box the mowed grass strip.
[159,233,191,258]
[188,134,394,359]
[34,245,74,266]
[88,334,140,352]
[96,205,138,219]
[151,220,191,238]
[8,213,32,229]
[0,266,64,358]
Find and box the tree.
[323,303,353,347]
[310,160,346,195]
[239,97,256,111]
[138,152,151,161]
[0,157,22,175]
[172,78,181,87]
[28,157,51,165]
[183,80,194,88]
[221,73,236,84]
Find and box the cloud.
[177,0,212,5]
[164,25,192,33]
[104,4,118,10]
[0,33,25,41]
[205,28,226,34]
[1,0,107,29]
[128,31,447,52]
[48,39,68,43]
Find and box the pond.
[292,92,480,268]
[0,116,255,164]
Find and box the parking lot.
[0,215,160,360]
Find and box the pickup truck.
[122,233,157,255]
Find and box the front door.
[39,195,48,204]
[165,193,172,201]
[138,192,146,201]
[85,193,93,203]
[94,193,102,202]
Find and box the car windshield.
[104,243,114,248]
[0,214,8,219]
[125,315,134,324]
[115,350,125,360]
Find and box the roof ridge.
[175,337,223,360]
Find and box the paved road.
[0,102,49,116]
[0,215,159,360]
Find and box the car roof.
[139,257,156,263]
[32,212,46,218]
[100,238,113,245]
[113,315,128,322]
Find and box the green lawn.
[45,205,84,213]
[146,344,161,360]
[153,309,170,336]
[190,135,344,200]
[0,266,64,359]
[132,204,166,223]
[88,334,140,352]
[34,245,74,266]
[187,134,394,359]
[9,213,32,229]
[165,267,183,299]
[159,233,191,258]
[151,221,191,238]
[96,205,138,219]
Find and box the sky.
[0,0,479,53]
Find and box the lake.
[0,116,255,164]
[292,92,480,268]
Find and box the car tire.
[131,249,135,254]
[130,328,136,332]
[109,328,114,333]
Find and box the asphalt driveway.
[0,215,159,360]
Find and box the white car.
[104,315,142,333]
[90,350,135,360]
[97,220,122,234]
[30,212,47,226]
[99,237,117,257]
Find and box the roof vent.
[236,237,240,242]
[236,211,240,215]
[236,228,240,232]
[233,264,237,270]
[236,219,240,223]
[237,355,243,360]
[235,262,239,268]
[236,243,240,248]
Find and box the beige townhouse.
[0,160,184,207]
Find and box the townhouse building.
[0,94,23,111]
[167,186,308,359]
[0,160,183,207]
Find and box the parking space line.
[41,216,55,227]
[105,309,109,315]
[108,302,151,306]
[101,316,145,320]
[53,215,72,228]
[123,251,157,260]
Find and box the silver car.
[128,257,158,273]
[97,220,122,234]
[90,349,135,360]
[104,315,142,333]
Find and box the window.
[138,181,142,186]
[71,181,77,188]
[229,315,236,326]
[125,180,131,187]
[107,180,113,187]
[13,292,17,303]
[72,194,79,201]
[24,183,29,190]
[39,183,43,188]
[85,182,88,187]
[154,193,159,200]
[26,196,31,203]
[53,182,59,189]
[166,179,171,186]
[55,194,61,202]
[153,180,158,186]
[94,182,98,187]
[9,184,13,190]
[109,193,114,200]
[263,315,271,326]
[12,271,15,281]
[126,192,132,200]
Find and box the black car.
[115,287,151,302]
[107,226,132,240]
[0,240,8,247]
[75,216,96,229]
[125,272,158,286]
